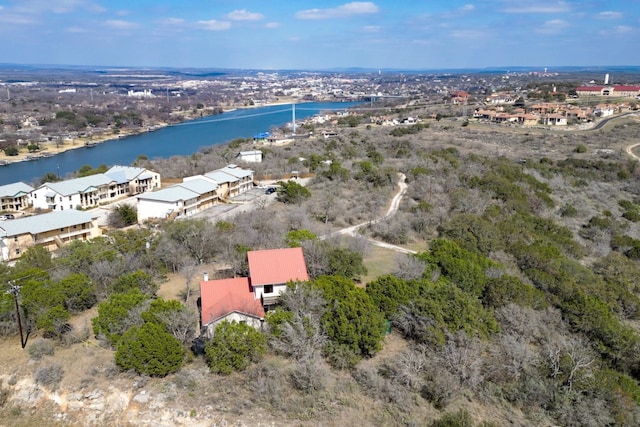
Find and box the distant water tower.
[604,74,610,85]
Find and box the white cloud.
[66,26,88,33]
[598,11,622,20]
[363,25,380,32]
[460,4,475,12]
[165,18,185,25]
[501,1,571,14]
[264,22,280,29]
[535,19,569,34]
[15,0,88,15]
[613,25,633,34]
[105,19,137,30]
[296,2,379,20]
[0,13,36,25]
[450,29,489,39]
[197,19,231,31]
[227,9,263,21]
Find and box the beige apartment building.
[0,210,101,261]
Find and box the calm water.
[0,102,358,186]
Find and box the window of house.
[14,237,18,242]
[264,285,273,294]
[16,249,20,255]
[68,196,72,201]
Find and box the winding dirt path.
[626,142,640,161]
[323,173,417,254]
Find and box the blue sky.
[0,0,638,70]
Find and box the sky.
[0,0,639,70]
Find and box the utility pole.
[7,281,26,348]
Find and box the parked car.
[0,214,15,220]
[265,187,277,195]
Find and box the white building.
[30,166,160,211]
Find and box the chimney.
[203,272,209,281]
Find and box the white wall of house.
[203,312,263,338]
[30,188,82,211]
[252,283,288,302]
[137,199,179,222]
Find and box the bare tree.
[440,331,485,388]
[393,254,427,280]
[267,283,327,362]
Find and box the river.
[0,101,358,186]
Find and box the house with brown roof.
[247,247,310,306]
[199,277,265,338]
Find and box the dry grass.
[361,245,399,285]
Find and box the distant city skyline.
[0,0,638,70]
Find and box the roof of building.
[0,182,34,198]
[0,210,98,237]
[137,186,199,203]
[203,170,238,184]
[614,85,640,92]
[38,174,114,196]
[199,277,265,325]
[218,165,253,179]
[247,247,309,287]
[106,165,146,179]
[177,178,219,194]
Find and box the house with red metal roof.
[247,247,310,306]
[576,85,640,97]
[199,277,265,338]
[198,247,309,336]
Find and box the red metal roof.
[247,247,309,287]
[199,277,264,325]
[614,85,640,91]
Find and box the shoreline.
[0,98,316,167]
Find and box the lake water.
[0,101,358,186]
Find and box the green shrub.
[431,409,474,427]
[91,289,149,346]
[313,275,385,360]
[560,204,578,217]
[115,322,183,377]
[205,321,267,374]
[482,275,547,309]
[276,180,311,204]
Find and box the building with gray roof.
[0,182,34,212]
[0,210,101,261]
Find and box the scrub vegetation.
[3,107,640,426]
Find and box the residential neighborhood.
[0,163,255,260]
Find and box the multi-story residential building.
[30,166,160,211]
[0,210,100,261]
[0,182,34,212]
[136,164,253,223]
